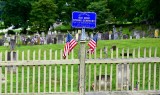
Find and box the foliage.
[2,0,32,29]
[1,0,160,33]
[29,0,57,33]
[87,0,113,31]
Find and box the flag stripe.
[88,34,98,54]
[63,34,77,59]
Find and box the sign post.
[72,11,96,95]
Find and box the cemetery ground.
[0,38,160,92]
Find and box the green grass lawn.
[0,38,160,93]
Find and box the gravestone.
[98,33,102,40]
[154,29,159,38]
[90,33,93,39]
[46,35,53,44]
[41,32,45,37]
[75,32,79,41]
[111,33,114,40]
[0,39,4,46]
[135,32,140,39]
[114,32,119,40]
[7,35,17,73]
[117,63,130,90]
[53,37,57,44]
[86,33,89,40]
[123,34,128,39]
[57,34,63,44]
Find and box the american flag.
[88,34,98,54]
[63,33,78,59]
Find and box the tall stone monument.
[8,35,17,73]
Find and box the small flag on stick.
[63,33,78,59]
[88,34,98,54]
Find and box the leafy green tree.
[30,0,57,33]
[2,0,32,31]
[87,0,113,31]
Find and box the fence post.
[0,52,2,94]
[79,40,86,95]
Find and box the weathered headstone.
[75,32,79,41]
[10,35,16,51]
[117,63,130,90]
[108,31,112,40]
[0,39,4,46]
[154,29,159,38]
[98,33,102,40]
[53,37,57,44]
[90,33,93,39]
[123,34,128,39]
[114,32,119,40]
[57,34,63,44]
[46,35,53,44]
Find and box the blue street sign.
[72,11,96,29]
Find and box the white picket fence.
[0,42,160,95]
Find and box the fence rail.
[0,44,160,95]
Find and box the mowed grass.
[0,38,160,93]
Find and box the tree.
[87,0,113,31]
[2,0,32,31]
[30,0,57,33]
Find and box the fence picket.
[32,51,35,93]
[32,65,35,93]
[66,65,68,92]
[49,65,52,92]
[44,65,46,92]
[54,64,57,92]
[116,63,118,90]
[16,66,18,93]
[110,63,113,91]
[105,64,107,91]
[94,63,97,91]
[38,65,40,93]
[10,65,13,93]
[5,66,7,93]
[159,63,160,90]
[100,49,102,59]
[5,50,7,62]
[44,50,46,60]
[0,66,2,94]
[71,64,73,92]
[0,52,2,61]
[153,63,156,90]
[60,64,63,92]
[143,63,146,90]
[21,65,24,93]
[38,49,41,60]
[148,63,151,90]
[138,63,140,91]
[27,66,30,93]
[94,48,96,59]
[126,48,129,90]
[99,63,102,91]
[154,47,157,57]
[116,47,118,59]
[149,47,151,57]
